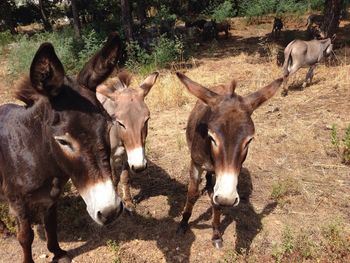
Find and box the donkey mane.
[15,76,41,107]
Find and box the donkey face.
[177,73,283,207]
[20,33,123,225]
[97,72,159,172]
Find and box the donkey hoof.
[281,90,288,97]
[302,82,307,89]
[212,238,223,249]
[53,255,71,263]
[176,222,188,235]
[124,202,136,213]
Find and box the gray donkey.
[282,35,335,96]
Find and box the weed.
[330,124,350,165]
[270,178,301,204]
[0,203,16,234]
[106,239,122,263]
[322,219,350,258]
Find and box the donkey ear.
[96,83,117,100]
[176,72,219,107]
[77,32,121,91]
[30,43,64,97]
[227,79,237,96]
[139,72,159,97]
[244,78,283,113]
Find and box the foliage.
[153,5,177,24]
[239,0,324,18]
[0,31,16,47]
[330,124,350,165]
[211,1,234,22]
[126,35,184,74]
[5,28,107,80]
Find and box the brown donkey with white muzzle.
[0,33,123,263]
[96,71,159,211]
[176,73,283,248]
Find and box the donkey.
[281,35,335,96]
[0,33,123,263]
[96,71,159,211]
[176,72,283,248]
[271,17,283,39]
[305,14,324,28]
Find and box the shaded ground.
[0,15,350,263]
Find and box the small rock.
[39,254,48,259]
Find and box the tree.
[38,0,53,31]
[121,0,133,41]
[0,0,17,33]
[322,0,344,37]
[71,0,81,38]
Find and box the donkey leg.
[177,161,202,234]
[281,76,289,96]
[0,218,13,238]
[16,216,34,263]
[44,204,70,263]
[303,66,315,89]
[120,163,135,212]
[211,205,223,248]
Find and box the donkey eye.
[145,117,150,126]
[245,137,254,148]
[209,136,217,146]
[117,121,126,129]
[54,134,79,157]
[57,138,71,147]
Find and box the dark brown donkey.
[0,33,123,263]
[176,73,283,248]
[96,71,159,211]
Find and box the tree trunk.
[136,1,147,24]
[38,0,52,31]
[121,0,133,41]
[322,0,343,37]
[71,0,81,39]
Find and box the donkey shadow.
[189,168,277,254]
[53,160,193,262]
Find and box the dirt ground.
[0,16,350,263]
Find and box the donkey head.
[21,33,123,225]
[96,72,159,172]
[177,73,283,207]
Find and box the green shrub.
[0,31,16,47]
[152,35,184,68]
[239,0,324,18]
[6,28,107,80]
[126,35,184,74]
[211,1,233,22]
[330,124,350,165]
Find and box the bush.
[239,0,324,18]
[125,35,184,74]
[6,28,107,80]
[0,31,16,47]
[211,1,234,22]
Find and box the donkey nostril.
[213,195,219,204]
[233,197,239,206]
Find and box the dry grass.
[0,14,350,263]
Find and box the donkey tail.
[282,43,294,77]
